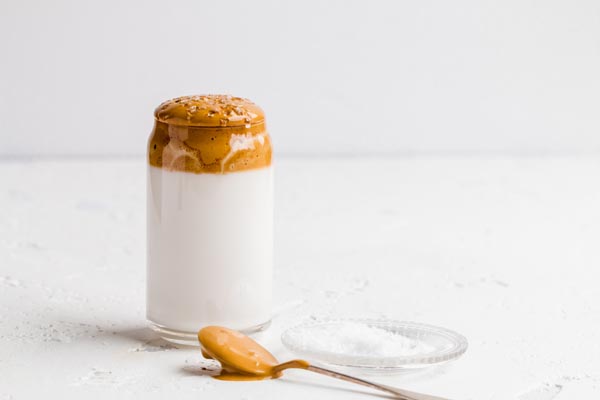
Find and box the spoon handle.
[306,365,450,400]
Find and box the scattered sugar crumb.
[518,383,563,400]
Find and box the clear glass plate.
[281,318,468,373]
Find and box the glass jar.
[147,95,273,345]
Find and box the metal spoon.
[198,326,450,400]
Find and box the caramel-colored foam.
[148,95,272,174]
[199,326,281,380]
[198,326,310,381]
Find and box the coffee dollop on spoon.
[198,326,308,380]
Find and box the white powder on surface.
[285,321,435,358]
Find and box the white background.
[1,0,600,156]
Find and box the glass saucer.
[281,318,468,373]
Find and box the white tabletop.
[1,156,599,399]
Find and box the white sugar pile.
[286,321,434,357]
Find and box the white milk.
[147,165,273,337]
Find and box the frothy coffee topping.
[155,95,265,127]
[198,326,310,381]
[149,95,271,174]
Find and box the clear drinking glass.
[147,95,273,345]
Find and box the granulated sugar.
[285,321,434,357]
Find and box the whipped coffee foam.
[148,95,272,175]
